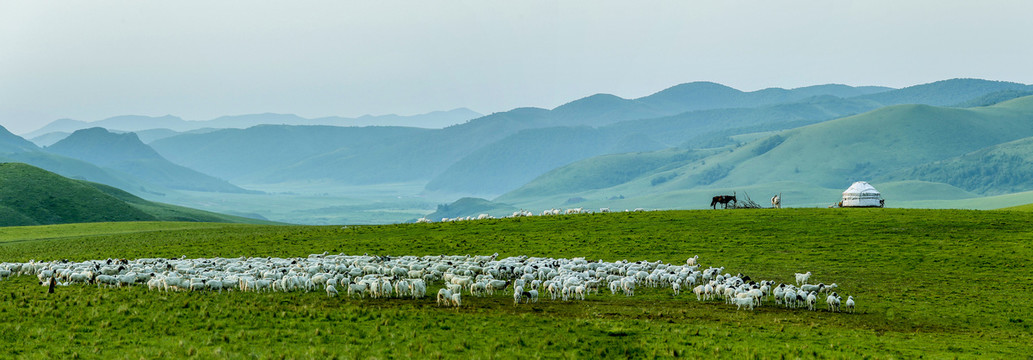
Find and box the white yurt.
[840,181,884,207]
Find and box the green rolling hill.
[0,163,275,226]
[705,95,1033,189]
[881,135,1033,195]
[492,95,1033,213]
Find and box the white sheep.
[348,283,368,298]
[732,296,755,311]
[795,272,812,285]
[513,285,523,305]
[436,288,453,306]
[693,285,706,301]
[800,283,824,293]
[206,279,224,293]
[621,278,636,297]
[845,296,855,313]
[783,288,797,308]
[410,279,427,298]
[326,283,339,298]
[826,293,841,312]
[95,275,117,288]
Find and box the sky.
[2,0,1033,135]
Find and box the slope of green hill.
[47,128,252,193]
[704,96,1033,189]
[496,95,1033,211]
[0,162,156,226]
[0,151,163,196]
[882,135,1033,195]
[0,162,275,226]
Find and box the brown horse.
[711,193,737,209]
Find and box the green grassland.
[0,208,1031,358]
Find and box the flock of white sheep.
[0,253,853,313]
[420,207,650,223]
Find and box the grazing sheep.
[574,285,586,300]
[513,286,523,305]
[95,275,117,288]
[732,296,755,311]
[450,293,462,307]
[206,279,224,293]
[693,285,706,301]
[2,254,854,316]
[800,283,825,293]
[348,283,368,298]
[845,296,855,313]
[783,288,797,308]
[826,293,841,312]
[795,272,812,285]
[621,278,636,297]
[686,255,699,267]
[437,288,453,306]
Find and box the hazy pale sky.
[2,0,1032,134]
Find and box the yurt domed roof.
[843,181,880,195]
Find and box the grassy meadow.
[0,208,1030,358]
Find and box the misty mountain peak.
[47,127,162,166]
